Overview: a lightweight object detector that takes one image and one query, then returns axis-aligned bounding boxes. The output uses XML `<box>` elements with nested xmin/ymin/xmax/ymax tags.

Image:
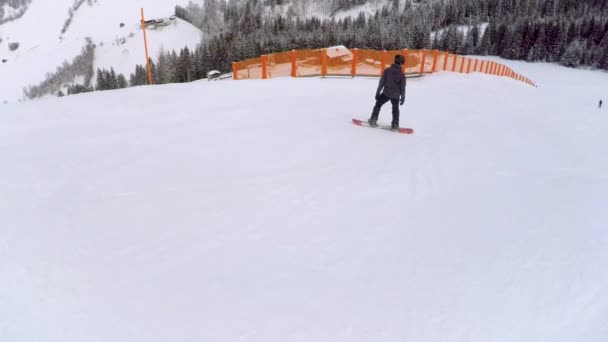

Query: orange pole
<box><xmin>431</xmin><ymin>50</ymin><xmax>439</xmax><ymax>73</ymax></box>
<box><xmin>351</xmin><ymin>48</ymin><xmax>358</xmax><ymax>76</ymax></box>
<box><xmin>473</xmin><ymin>59</ymin><xmax>479</xmax><ymax>72</ymax></box>
<box><xmin>381</xmin><ymin>50</ymin><xmax>387</xmax><ymax>75</ymax></box>
<box><xmin>420</xmin><ymin>49</ymin><xmax>427</xmax><ymax>75</ymax></box>
<box><xmin>459</xmin><ymin>58</ymin><xmax>466</xmax><ymax>73</ymax></box>
<box><xmin>485</xmin><ymin>61</ymin><xmax>490</xmax><ymax>73</ymax></box>
<box><xmin>443</xmin><ymin>51</ymin><xmax>449</xmax><ymax>71</ymax></box>
<box><xmin>321</xmin><ymin>49</ymin><xmax>328</xmax><ymax>77</ymax></box>
<box><xmin>291</xmin><ymin>50</ymin><xmax>297</xmax><ymax>77</ymax></box>
<box><xmin>452</xmin><ymin>55</ymin><xmax>458</xmax><ymax>71</ymax></box>
<box><xmin>232</xmin><ymin>62</ymin><xmax>237</xmax><ymax>80</ymax></box>
<box><xmin>261</xmin><ymin>55</ymin><xmax>268</xmax><ymax>79</ymax></box>
<box><xmin>466</xmin><ymin>58</ymin><xmax>472</xmax><ymax>73</ymax></box>
<box><xmin>140</xmin><ymin>8</ymin><xmax>153</xmax><ymax>85</ymax></box>
<box><xmin>402</xmin><ymin>49</ymin><xmax>409</xmax><ymax>73</ymax></box>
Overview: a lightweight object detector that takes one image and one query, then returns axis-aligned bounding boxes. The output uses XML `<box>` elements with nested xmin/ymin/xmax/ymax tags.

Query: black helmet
<box><xmin>394</xmin><ymin>54</ymin><xmax>405</xmax><ymax>66</ymax></box>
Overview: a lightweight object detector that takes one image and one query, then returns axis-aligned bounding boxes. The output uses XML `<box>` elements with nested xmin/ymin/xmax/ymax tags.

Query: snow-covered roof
<box><xmin>326</xmin><ymin>45</ymin><xmax>352</xmax><ymax>59</ymax></box>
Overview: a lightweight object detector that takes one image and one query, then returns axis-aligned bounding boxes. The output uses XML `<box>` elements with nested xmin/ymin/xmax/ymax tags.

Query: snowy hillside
<box><xmin>1</xmin><ymin>60</ymin><xmax>608</xmax><ymax>342</ymax></box>
<box><xmin>1</xmin><ymin>0</ymin><xmax>398</xmax><ymax>103</ymax></box>
<box><xmin>259</xmin><ymin>0</ymin><xmax>392</xmax><ymax>19</ymax></box>
<box><xmin>0</xmin><ymin>0</ymin><xmax>201</xmax><ymax>102</ymax></box>
<box><xmin>0</xmin><ymin>0</ymin><xmax>30</xmax><ymax>23</ymax></box>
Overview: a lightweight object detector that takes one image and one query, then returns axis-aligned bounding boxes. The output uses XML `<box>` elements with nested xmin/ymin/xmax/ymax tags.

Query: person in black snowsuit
<box><xmin>368</xmin><ymin>54</ymin><xmax>406</xmax><ymax>130</ymax></box>
<box><xmin>600</xmin><ymin>99</ymin><xmax>603</xmax><ymax>109</ymax></box>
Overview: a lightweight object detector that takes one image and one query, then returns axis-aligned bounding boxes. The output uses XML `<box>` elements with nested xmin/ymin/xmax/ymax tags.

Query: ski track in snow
<box><xmin>1</xmin><ymin>61</ymin><xmax>608</xmax><ymax>342</ymax></box>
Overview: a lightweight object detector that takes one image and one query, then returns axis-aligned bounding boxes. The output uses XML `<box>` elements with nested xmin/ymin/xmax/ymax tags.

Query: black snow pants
<box><xmin>370</xmin><ymin>94</ymin><xmax>400</xmax><ymax>126</ymax></box>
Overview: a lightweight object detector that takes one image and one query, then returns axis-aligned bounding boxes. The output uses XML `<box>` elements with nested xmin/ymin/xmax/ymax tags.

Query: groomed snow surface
<box><xmin>1</xmin><ymin>61</ymin><xmax>608</xmax><ymax>342</ymax></box>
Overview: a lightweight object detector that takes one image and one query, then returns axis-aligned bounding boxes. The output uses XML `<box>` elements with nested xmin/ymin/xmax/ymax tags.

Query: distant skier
<box><xmin>600</xmin><ymin>99</ymin><xmax>603</xmax><ymax>109</ymax></box>
<box><xmin>368</xmin><ymin>54</ymin><xmax>406</xmax><ymax>130</ymax></box>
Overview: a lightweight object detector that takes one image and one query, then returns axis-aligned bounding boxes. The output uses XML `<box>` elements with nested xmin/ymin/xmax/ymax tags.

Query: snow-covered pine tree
<box><xmin>527</xmin><ymin>26</ymin><xmax>548</xmax><ymax>62</ymax></box>
<box><xmin>109</xmin><ymin>68</ymin><xmax>118</xmax><ymax>89</ymax></box>
<box><xmin>157</xmin><ymin>50</ymin><xmax>169</xmax><ymax>84</ymax></box>
<box><xmin>476</xmin><ymin>27</ymin><xmax>491</xmax><ymax>55</ymax></box>
<box><xmin>560</xmin><ymin>40</ymin><xmax>583</xmax><ymax>68</ymax></box>
<box><xmin>117</xmin><ymin>74</ymin><xmax>128</xmax><ymax>88</ymax></box>
<box><xmin>95</xmin><ymin>69</ymin><xmax>105</xmax><ymax>91</ymax></box>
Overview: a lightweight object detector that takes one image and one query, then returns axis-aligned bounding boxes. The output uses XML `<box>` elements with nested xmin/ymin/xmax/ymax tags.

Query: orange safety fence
<box><xmin>266</xmin><ymin>51</ymin><xmax>292</xmax><ymax>79</ymax></box>
<box><xmin>232</xmin><ymin>47</ymin><xmax>537</xmax><ymax>87</ymax></box>
<box><xmin>356</xmin><ymin>49</ymin><xmax>384</xmax><ymax>76</ymax></box>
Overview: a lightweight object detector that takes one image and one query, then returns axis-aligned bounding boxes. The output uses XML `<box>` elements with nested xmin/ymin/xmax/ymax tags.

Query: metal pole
<box><xmin>141</xmin><ymin>8</ymin><xmax>153</xmax><ymax>85</ymax></box>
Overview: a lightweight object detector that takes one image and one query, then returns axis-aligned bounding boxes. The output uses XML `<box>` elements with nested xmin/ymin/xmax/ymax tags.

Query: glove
<box><xmin>375</xmin><ymin>93</ymin><xmax>381</xmax><ymax>101</ymax></box>
<box><xmin>400</xmin><ymin>95</ymin><xmax>405</xmax><ymax>106</ymax></box>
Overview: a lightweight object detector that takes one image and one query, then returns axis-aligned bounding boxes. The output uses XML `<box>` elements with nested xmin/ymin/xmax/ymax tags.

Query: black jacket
<box><xmin>377</xmin><ymin>64</ymin><xmax>406</xmax><ymax>100</ymax></box>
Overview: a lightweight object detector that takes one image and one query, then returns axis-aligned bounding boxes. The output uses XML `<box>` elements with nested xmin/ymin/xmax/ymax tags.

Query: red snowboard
<box><xmin>352</xmin><ymin>118</ymin><xmax>414</xmax><ymax>134</ymax></box>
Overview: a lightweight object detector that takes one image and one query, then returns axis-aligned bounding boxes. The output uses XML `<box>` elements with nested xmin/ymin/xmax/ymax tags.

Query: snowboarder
<box><xmin>600</xmin><ymin>99</ymin><xmax>603</xmax><ymax>109</ymax></box>
<box><xmin>368</xmin><ymin>54</ymin><xmax>406</xmax><ymax>130</ymax></box>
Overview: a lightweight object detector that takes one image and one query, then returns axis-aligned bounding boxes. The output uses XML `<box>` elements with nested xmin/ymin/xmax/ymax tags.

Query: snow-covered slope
<box><xmin>332</xmin><ymin>0</ymin><xmax>391</xmax><ymax>20</ymax></box>
<box><xmin>64</xmin><ymin>0</ymin><xmax>202</xmax><ymax>77</ymax></box>
<box><xmin>0</xmin><ymin>0</ymin><xmax>201</xmax><ymax>102</ymax></box>
<box><xmin>259</xmin><ymin>0</ymin><xmax>392</xmax><ymax>19</ymax></box>
<box><xmin>0</xmin><ymin>0</ymin><xmax>30</xmax><ymax>23</ymax></box>
<box><xmin>1</xmin><ymin>60</ymin><xmax>608</xmax><ymax>342</ymax></box>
